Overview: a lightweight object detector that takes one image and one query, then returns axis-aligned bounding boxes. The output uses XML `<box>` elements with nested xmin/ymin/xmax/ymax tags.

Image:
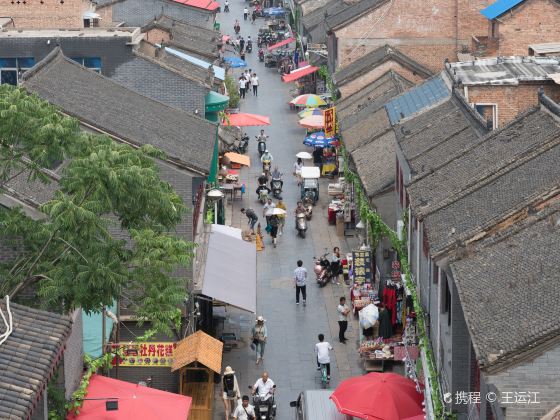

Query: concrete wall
<box><xmin>2</xmin><ymin>0</ymin><xmax>91</xmax><ymax>28</ymax></box>
<box><xmin>64</xmin><ymin>309</ymin><xmax>84</xmax><ymax>400</ymax></box>
<box><xmin>465</xmin><ymin>83</ymin><xmax>560</xmax><ymax>128</ymax></box>
<box><xmin>494</xmin><ymin>0</ymin><xmax>560</xmax><ymax>57</ymax></box>
<box><xmin>107</xmin><ymin>0</ymin><xmax>214</xmax><ymax>28</ymax></box>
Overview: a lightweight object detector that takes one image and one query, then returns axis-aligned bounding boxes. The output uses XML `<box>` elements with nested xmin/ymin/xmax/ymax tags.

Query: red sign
<box><xmin>110</xmin><ymin>342</ymin><xmax>176</xmax><ymax>367</ymax></box>
<box><xmin>324</xmin><ymin>107</ymin><xmax>336</xmax><ymax>138</ymax></box>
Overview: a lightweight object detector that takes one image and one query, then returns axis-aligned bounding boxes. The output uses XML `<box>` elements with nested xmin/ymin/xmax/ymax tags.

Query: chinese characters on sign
<box><xmin>110</xmin><ymin>342</ymin><xmax>176</xmax><ymax>367</ymax></box>
<box><xmin>324</xmin><ymin>107</ymin><xmax>336</xmax><ymax>138</ymax></box>
<box><xmin>352</xmin><ymin>250</ymin><xmax>372</xmax><ymax>284</ymax></box>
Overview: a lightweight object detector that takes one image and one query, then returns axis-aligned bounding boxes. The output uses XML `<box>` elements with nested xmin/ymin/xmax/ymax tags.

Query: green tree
<box><xmin>0</xmin><ymin>84</ymin><xmax>194</xmax><ymax>338</ymax></box>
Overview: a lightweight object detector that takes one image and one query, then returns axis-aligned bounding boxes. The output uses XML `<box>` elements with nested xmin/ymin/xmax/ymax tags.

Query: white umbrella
<box><xmin>296</xmin><ymin>151</ymin><xmax>313</xmax><ymax>160</ymax></box>
<box><xmin>266</xmin><ymin>208</ymin><xmax>287</xmax><ymax>216</ymax></box>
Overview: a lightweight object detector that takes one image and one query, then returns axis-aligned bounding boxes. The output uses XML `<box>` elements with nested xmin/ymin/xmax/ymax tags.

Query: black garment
<box><xmin>258</xmin><ymin>175</ymin><xmax>268</xmax><ymax>185</ymax></box>
<box><xmin>379</xmin><ymin>308</ymin><xmax>393</xmax><ymax>339</ymax></box>
<box><xmin>338</xmin><ymin>320</ymin><xmax>348</xmax><ymax>342</ymax></box>
<box><xmin>296</xmin><ymin>285</ymin><xmax>306</xmax><ymax>303</ymax></box>
<box><xmin>223</xmin><ymin>374</ymin><xmax>235</xmax><ymax>391</ymax></box>
<box><xmin>363</xmin><ymin>327</ymin><xmax>374</xmax><ymax>338</ymax></box>
<box><xmin>240</xmin><ymin>39</ymin><xmax>245</xmax><ymax>51</ymax></box>
<box><xmin>244</xmin><ymin>12</ymin><xmax>248</xmax><ymax>20</ymax></box>
<box><xmin>253</xmin><ymin>85</ymin><xmax>258</xmax><ymax>96</ymax></box>
<box><xmin>240</xmin><ymin>86</ymin><xmax>246</xmax><ymax>98</ymax></box>
<box><xmin>317</xmin><ymin>357</ymin><xmax>331</xmax><ymax>375</ymax></box>
<box><xmin>312</xmin><ymin>148</ymin><xmax>323</xmax><ymax>172</ymax></box>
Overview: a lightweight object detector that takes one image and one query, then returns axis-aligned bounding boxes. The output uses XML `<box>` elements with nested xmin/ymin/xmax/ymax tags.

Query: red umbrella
<box><xmin>330</xmin><ymin>373</ymin><xmax>424</xmax><ymax>420</ymax></box>
<box><xmin>222</xmin><ymin>113</ymin><xmax>270</xmax><ymax>126</ymax></box>
<box><xmin>67</xmin><ymin>375</ymin><xmax>192</xmax><ymax>419</ymax></box>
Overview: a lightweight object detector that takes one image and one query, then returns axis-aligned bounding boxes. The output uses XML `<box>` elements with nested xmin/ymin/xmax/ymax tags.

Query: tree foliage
<box><xmin>0</xmin><ymin>84</ymin><xmax>194</xmax><ymax>337</ymax></box>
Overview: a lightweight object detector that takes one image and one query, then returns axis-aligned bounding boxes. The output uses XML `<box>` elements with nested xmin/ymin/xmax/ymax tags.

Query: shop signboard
<box><xmin>352</xmin><ymin>250</ymin><xmax>372</xmax><ymax>284</ymax></box>
<box><xmin>110</xmin><ymin>342</ymin><xmax>177</xmax><ymax>367</ymax></box>
<box><xmin>324</xmin><ymin>107</ymin><xmax>336</xmax><ymax>138</ymax></box>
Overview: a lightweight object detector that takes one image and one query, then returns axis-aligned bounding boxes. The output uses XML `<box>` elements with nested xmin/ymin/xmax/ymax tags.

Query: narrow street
<box><xmin>213</xmin><ymin>3</ymin><xmax>362</xmax><ymax>419</ymax></box>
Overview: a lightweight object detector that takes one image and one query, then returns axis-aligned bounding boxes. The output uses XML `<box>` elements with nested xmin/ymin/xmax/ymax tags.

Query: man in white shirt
<box><xmin>252</xmin><ymin>371</ymin><xmax>275</xmax><ymax>400</ymax></box>
<box><xmin>233</xmin><ymin>395</ymin><xmax>256</xmax><ymax>420</ymax></box>
<box><xmin>251</xmin><ymin>73</ymin><xmax>259</xmax><ymax>96</ymax></box>
<box><xmin>315</xmin><ymin>334</ymin><xmax>333</xmax><ymax>380</ymax></box>
<box><xmin>293</xmin><ymin>259</ymin><xmax>307</xmax><ymax>305</ymax></box>
<box><xmin>337</xmin><ymin>296</ymin><xmax>350</xmax><ymax>343</ymax></box>
<box><xmin>243</xmin><ymin>6</ymin><xmax>249</xmax><ymax>20</ymax></box>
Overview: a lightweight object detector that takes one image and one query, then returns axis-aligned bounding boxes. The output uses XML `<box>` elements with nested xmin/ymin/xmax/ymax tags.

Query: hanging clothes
<box><xmin>378</xmin><ymin>307</ymin><xmax>392</xmax><ymax>339</ymax></box>
<box><xmin>382</xmin><ymin>286</ymin><xmax>397</xmax><ymax>325</ymax></box>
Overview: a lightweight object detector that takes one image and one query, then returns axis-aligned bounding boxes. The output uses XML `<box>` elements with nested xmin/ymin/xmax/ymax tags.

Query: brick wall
<box><xmin>466</xmin><ymin>83</ymin><xmax>560</xmax><ymax>128</ymax></box>
<box><xmin>495</xmin><ymin>0</ymin><xmax>560</xmax><ymax>56</ymax></box>
<box><xmin>458</xmin><ymin>0</ymin><xmax>493</xmax><ymax>41</ymax></box>
<box><xmin>110</xmin><ymin>0</ymin><xmax>214</xmax><ymax>28</ymax></box>
<box><xmin>63</xmin><ymin>309</ymin><xmax>84</xmax><ymax>400</ymax></box>
<box><xmin>1</xmin><ymin>0</ymin><xmax>90</xmax><ymax>28</ymax></box>
<box><xmin>486</xmin><ymin>344</ymin><xmax>560</xmax><ymax>419</ymax></box>
<box><xmin>96</xmin><ymin>4</ymin><xmax>113</xmax><ymax>26</ymax></box>
<box><xmin>338</xmin><ymin>60</ymin><xmax>425</xmax><ymax>98</ymax></box>
<box><xmin>144</xmin><ymin>27</ymin><xmax>171</xmax><ymax>45</ymax></box>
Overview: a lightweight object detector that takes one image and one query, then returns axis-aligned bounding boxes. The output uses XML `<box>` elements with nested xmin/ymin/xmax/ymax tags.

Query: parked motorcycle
<box><xmin>258</xmin><ymin>48</ymin><xmax>265</xmax><ymax>62</ymax></box>
<box><xmin>314</xmin><ymin>253</ymin><xmax>333</xmax><ymax>286</ymax></box>
<box><xmin>296</xmin><ymin>213</ymin><xmax>307</xmax><ymax>238</ymax></box>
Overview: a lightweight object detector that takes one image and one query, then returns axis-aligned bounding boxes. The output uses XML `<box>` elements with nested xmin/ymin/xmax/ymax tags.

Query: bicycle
<box><xmin>319</xmin><ymin>363</ymin><xmax>329</xmax><ymax>388</ymax></box>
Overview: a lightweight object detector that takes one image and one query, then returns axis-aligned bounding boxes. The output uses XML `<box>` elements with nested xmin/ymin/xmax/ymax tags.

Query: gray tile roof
<box><xmin>301</xmin><ymin>0</ymin><xmax>346</xmax><ymax>43</ymax></box>
<box><xmin>351</xmin><ymin>130</ymin><xmax>395</xmax><ymax>197</ymax></box>
<box><xmin>142</xmin><ymin>15</ymin><xmax>221</xmax><ymax>60</ymax></box>
<box><xmin>22</xmin><ymin>48</ymin><xmax>216</xmax><ymax>175</ymax></box>
<box><xmin>450</xmin><ymin>202</ymin><xmax>560</xmax><ymax>369</ymax></box>
<box><xmin>339</xmin><ymin>71</ymin><xmax>408</xmax><ymax>153</ymax></box>
<box><xmin>408</xmin><ymin>108</ymin><xmax>560</xmax><ymax>218</ymax></box>
<box><xmin>396</xmin><ymin>96</ymin><xmax>489</xmax><ymax>179</ymax></box>
<box><xmin>385</xmin><ymin>74</ymin><xmax>451</xmax><ymax>125</ymax></box>
<box><xmin>333</xmin><ymin>45</ymin><xmax>432</xmax><ymax>88</ymax></box>
<box><xmin>326</xmin><ymin>0</ymin><xmax>388</xmax><ymax>30</ymax></box>
<box><xmin>424</xmin><ymin>140</ymin><xmax>560</xmax><ymax>256</ymax></box>
<box><xmin>0</xmin><ymin>301</ymin><xmax>71</xmax><ymax>420</ymax></box>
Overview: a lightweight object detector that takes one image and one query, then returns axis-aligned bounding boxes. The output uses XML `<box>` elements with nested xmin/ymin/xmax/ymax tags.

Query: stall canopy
<box><xmin>282</xmin><ymin>65</ymin><xmax>319</xmax><ymax>83</ymax></box>
<box><xmin>172</xmin><ymin>330</ymin><xmax>223</xmax><ymax>373</ymax></box>
<box><xmin>224</xmin><ymin>152</ymin><xmax>250</xmax><ymax>166</ymax></box>
<box><xmin>202</xmin><ymin>224</ymin><xmax>257</xmax><ymax>312</ymax></box>
<box><xmin>67</xmin><ymin>375</ymin><xmax>192</xmax><ymax>419</ymax></box>
<box><xmin>205</xmin><ymin>91</ymin><xmax>229</xmax><ymax>113</ymax></box>
<box><xmin>268</xmin><ymin>37</ymin><xmax>296</xmax><ymax>51</ymax></box>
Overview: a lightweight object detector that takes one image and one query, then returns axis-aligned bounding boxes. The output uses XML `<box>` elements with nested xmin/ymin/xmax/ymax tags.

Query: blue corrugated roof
<box><xmin>162</xmin><ymin>46</ymin><xmax>226</xmax><ymax>81</ymax></box>
<box><xmin>480</xmin><ymin>0</ymin><xmax>524</xmax><ymax>20</ymax></box>
<box><xmin>385</xmin><ymin>75</ymin><xmax>450</xmax><ymax>125</ymax></box>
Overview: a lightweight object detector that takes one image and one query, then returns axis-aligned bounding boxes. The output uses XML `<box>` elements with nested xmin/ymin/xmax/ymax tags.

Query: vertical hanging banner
<box><xmin>324</xmin><ymin>107</ymin><xmax>336</xmax><ymax>138</ymax></box>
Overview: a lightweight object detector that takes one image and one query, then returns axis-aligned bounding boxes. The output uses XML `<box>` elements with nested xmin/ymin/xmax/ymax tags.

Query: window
<box><xmin>491</xmin><ymin>21</ymin><xmax>498</xmax><ymax>39</ymax></box>
<box><xmin>475</xmin><ymin>104</ymin><xmax>498</xmax><ymax>129</ymax></box>
<box><xmin>70</xmin><ymin>57</ymin><xmax>102</xmax><ymax>73</ymax></box>
<box><xmin>0</xmin><ymin>57</ymin><xmax>35</xmax><ymax>85</ymax></box>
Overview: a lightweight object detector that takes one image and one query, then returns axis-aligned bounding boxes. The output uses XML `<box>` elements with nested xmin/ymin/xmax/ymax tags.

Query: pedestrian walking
<box><xmin>294</xmin><ymin>49</ymin><xmax>299</xmax><ymax>69</ymax></box>
<box><xmin>224</xmin><ymin>0</ymin><xmax>229</xmax><ymax>12</ymax></box>
<box><xmin>263</xmin><ymin>198</ymin><xmax>275</xmax><ymax>226</ymax></box>
<box><xmin>252</xmin><ymin>9</ymin><xmax>257</xmax><ymax>24</ymax></box>
<box><xmin>243</xmin><ymin>6</ymin><xmax>248</xmax><ymax>20</ymax></box>
<box><xmin>222</xmin><ymin>366</ymin><xmax>240</xmax><ymax>419</ymax></box>
<box><xmin>238</xmin><ymin>76</ymin><xmax>246</xmax><ymax>99</ymax></box>
<box><xmin>269</xmin><ymin>214</ymin><xmax>279</xmax><ymax>247</ymax></box>
<box><xmin>252</xmin><ymin>316</ymin><xmax>267</xmax><ymax>364</ymax></box>
<box><xmin>293</xmin><ymin>260</ymin><xmax>307</xmax><ymax>305</ymax></box>
<box><xmin>232</xmin><ymin>395</ymin><xmax>255</xmax><ymax>420</ymax></box>
<box><xmin>331</xmin><ymin>246</ymin><xmax>342</xmax><ymax>284</ymax></box>
<box><xmin>239</xmin><ymin>36</ymin><xmax>245</xmax><ymax>52</ymax></box>
<box><xmin>240</xmin><ymin>208</ymin><xmax>258</xmax><ymax>233</ymax></box>
<box><xmin>293</xmin><ymin>157</ymin><xmax>303</xmax><ymax>184</ymax></box>
<box><xmin>276</xmin><ymin>199</ymin><xmax>286</xmax><ymax>235</ymax></box>
<box><xmin>337</xmin><ymin>296</ymin><xmax>350</xmax><ymax>343</ymax></box>
<box><xmin>251</xmin><ymin>73</ymin><xmax>259</xmax><ymax>96</ymax></box>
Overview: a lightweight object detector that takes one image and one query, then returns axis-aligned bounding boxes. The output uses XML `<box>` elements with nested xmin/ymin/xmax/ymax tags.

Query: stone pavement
<box><xmin>212</xmin><ymin>4</ymin><xmax>364</xmax><ymax>419</ymax></box>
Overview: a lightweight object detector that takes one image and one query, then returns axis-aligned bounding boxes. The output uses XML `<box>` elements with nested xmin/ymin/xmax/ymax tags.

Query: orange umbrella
<box><xmin>224</xmin><ymin>152</ymin><xmax>250</xmax><ymax>166</ymax></box>
<box><xmin>299</xmin><ymin>115</ymin><xmax>324</xmax><ymax>129</ymax></box>
<box><xmin>222</xmin><ymin>113</ymin><xmax>270</xmax><ymax>126</ymax></box>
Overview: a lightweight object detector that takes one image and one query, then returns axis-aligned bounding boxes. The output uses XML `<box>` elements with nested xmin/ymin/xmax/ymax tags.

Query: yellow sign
<box><xmin>324</xmin><ymin>107</ymin><xmax>336</xmax><ymax>138</ymax></box>
<box><xmin>110</xmin><ymin>342</ymin><xmax>176</xmax><ymax>367</ymax></box>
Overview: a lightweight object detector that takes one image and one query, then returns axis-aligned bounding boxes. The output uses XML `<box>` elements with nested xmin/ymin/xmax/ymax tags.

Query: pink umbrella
<box><xmin>299</xmin><ymin>115</ymin><xmax>324</xmax><ymax>129</ymax></box>
<box><xmin>222</xmin><ymin>113</ymin><xmax>271</xmax><ymax>126</ymax></box>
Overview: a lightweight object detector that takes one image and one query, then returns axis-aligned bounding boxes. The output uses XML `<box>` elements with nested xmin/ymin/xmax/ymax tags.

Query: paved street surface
<box><xmin>213</xmin><ymin>4</ymin><xmax>366</xmax><ymax>419</ymax></box>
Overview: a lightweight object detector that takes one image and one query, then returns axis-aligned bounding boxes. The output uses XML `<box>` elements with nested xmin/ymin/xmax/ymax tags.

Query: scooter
<box><xmin>257</xmin><ymin>186</ymin><xmax>270</xmax><ymax>204</ymax></box>
<box><xmin>258</xmin><ymin>48</ymin><xmax>265</xmax><ymax>62</ymax></box>
<box><xmin>314</xmin><ymin>253</ymin><xmax>333</xmax><ymax>287</ymax></box>
<box><xmin>256</xmin><ymin>136</ymin><xmax>267</xmax><ymax>156</ymax></box>
<box><xmin>246</xmin><ymin>41</ymin><xmax>253</xmax><ymax>53</ymax></box>
<box><xmin>302</xmin><ymin>201</ymin><xmax>313</xmax><ymax>220</ymax></box>
<box><xmin>270</xmin><ymin>169</ymin><xmax>283</xmax><ymax>199</ymax></box>
<box><xmin>233</xmin><ymin>132</ymin><xmax>249</xmax><ymax>154</ymax></box>
<box><xmin>224</xmin><ymin>3</ymin><xmax>229</xmax><ymax>12</ymax></box>
<box><xmin>262</xmin><ymin>160</ymin><xmax>271</xmax><ymax>177</ymax></box>
<box><xmin>296</xmin><ymin>213</ymin><xmax>307</xmax><ymax>238</ymax></box>
<box><xmin>249</xmin><ymin>386</ymin><xmax>277</xmax><ymax>420</ymax></box>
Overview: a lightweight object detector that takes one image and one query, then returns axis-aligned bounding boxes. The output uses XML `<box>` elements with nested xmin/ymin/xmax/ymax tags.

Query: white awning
<box><xmin>83</xmin><ymin>11</ymin><xmax>101</xmax><ymax>19</ymax></box>
<box><xmin>202</xmin><ymin>224</ymin><xmax>256</xmax><ymax>312</ymax></box>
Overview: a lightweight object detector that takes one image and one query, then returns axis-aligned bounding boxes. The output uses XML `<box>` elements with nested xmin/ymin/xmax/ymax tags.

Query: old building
<box><xmin>324</xmin><ymin>0</ymin><xmax>493</xmax><ymax>72</ymax></box>
<box><xmin>0</xmin><ymin>300</ymin><xmax>75</xmax><ymax>419</ymax></box>
<box><xmin>446</xmin><ymin>56</ymin><xmax>560</xmax><ymax>128</ymax></box>
<box><xmin>478</xmin><ymin>0</ymin><xmax>560</xmax><ymax>57</ymax></box>
<box><xmin>391</xmin><ymin>81</ymin><xmax>560</xmax><ymax>417</ymax></box>
<box><xmin>1</xmin><ymin>0</ymin><xmax>96</xmax><ymax>28</ymax></box>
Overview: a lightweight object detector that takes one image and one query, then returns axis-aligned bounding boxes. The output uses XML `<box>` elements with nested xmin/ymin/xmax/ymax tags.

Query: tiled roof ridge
<box><xmin>451</xmin><ymin>87</ymin><xmax>490</xmax><ymax>134</ymax></box>
<box><xmin>133</xmin><ymin>45</ymin><xmax>212</xmax><ymax>87</ymax></box>
<box><xmin>540</xmin><ymin>89</ymin><xmax>560</xmax><ymax>118</ymax></box>
<box><xmin>21</xmin><ymin>46</ymin><xmax>62</xmax><ymax>82</ymax></box>
<box><xmin>431</xmin><ymin>185</ymin><xmax>560</xmax><ymax>256</ymax></box>
<box><xmin>415</xmin><ymin>107</ymin><xmax>553</xmax><ymax>219</ymax></box>
<box><xmin>326</xmin><ymin>0</ymin><xmax>389</xmax><ymax>30</ymax></box>
<box><xmin>334</xmin><ymin>44</ymin><xmax>432</xmax><ymax>86</ymax></box>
